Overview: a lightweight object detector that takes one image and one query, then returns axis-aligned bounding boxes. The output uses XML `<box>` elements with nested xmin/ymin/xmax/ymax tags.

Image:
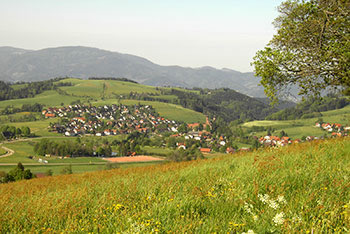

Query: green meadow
<box><xmin>0</xmin><ymin>138</ymin><xmax>348</xmax><ymax>232</ymax></box>
<box><xmin>0</xmin><ymin>147</ymin><xmax>7</xmax><ymax>155</ymax></box>
<box><xmin>0</xmin><ymin>90</ymin><xmax>82</xmax><ymax>110</ymax></box>
<box><xmin>120</xmin><ymin>99</ymin><xmax>206</xmax><ymax>123</ymax></box>
<box><xmin>56</xmin><ymin>78</ymin><xmax>161</xmax><ymax>98</ymax></box>
<box><xmin>243</xmin><ymin>105</ymin><xmax>350</xmax><ymax>139</ymax></box>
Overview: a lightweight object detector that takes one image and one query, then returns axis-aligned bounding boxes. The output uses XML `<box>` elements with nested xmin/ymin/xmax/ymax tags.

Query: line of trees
<box><xmin>0</xmin><ymin>125</ymin><xmax>31</xmax><ymax>141</ymax></box>
<box><xmin>33</xmin><ymin>138</ymin><xmax>113</xmax><ymax>157</ymax></box>
<box><xmin>88</xmin><ymin>77</ymin><xmax>138</xmax><ymax>84</ymax></box>
<box><xmin>1</xmin><ymin>103</ymin><xmax>44</xmax><ymax>115</ymax></box>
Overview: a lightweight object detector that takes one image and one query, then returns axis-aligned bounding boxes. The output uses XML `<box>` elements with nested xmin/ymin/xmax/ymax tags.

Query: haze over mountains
<box><xmin>0</xmin><ymin>46</ymin><xmax>264</xmax><ymax>97</ymax></box>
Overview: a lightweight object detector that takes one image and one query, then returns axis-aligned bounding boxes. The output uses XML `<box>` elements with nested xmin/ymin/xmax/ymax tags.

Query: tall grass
<box><xmin>0</xmin><ymin>138</ymin><xmax>349</xmax><ymax>232</ymax></box>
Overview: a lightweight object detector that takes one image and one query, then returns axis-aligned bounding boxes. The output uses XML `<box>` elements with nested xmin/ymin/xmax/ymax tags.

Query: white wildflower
<box><xmin>253</xmin><ymin>215</ymin><xmax>258</xmax><ymax>221</ymax></box>
<box><xmin>277</xmin><ymin>195</ymin><xmax>287</xmax><ymax>204</ymax></box>
<box><xmin>272</xmin><ymin>212</ymin><xmax>285</xmax><ymax>226</ymax></box>
<box><xmin>258</xmin><ymin>194</ymin><xmax>270</xmax><ymax>204</ymax></box>
<box><xmin>268</xmin><ymin>200</ymin><xmax>279</xmax><ymax>210</ymax></box>
<box><xmin>242</xmin><ymin>230</ymin><xmax>255</xmax><ymax>234</ymax></box>
<box><xmin>244</xmin><ymin>202</ymin><xmax>254</xmax><ymax>214</ymax></box>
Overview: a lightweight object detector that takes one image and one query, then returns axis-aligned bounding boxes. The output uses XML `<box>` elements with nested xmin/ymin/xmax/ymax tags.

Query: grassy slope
<box><xmin>0</xmin><ymin>90</ymin><xmax>82</xmax><ymax>109</ymax></box>
<box><xmin>0</xmin><ymin>118</ymin><xmax>61</xmax><ymax>137</ymax></box>
<box><xmin>243</xmin><ymin>105</ymin><xmax>350</xmax><ymax>139</ymax></box>
<box><xmin>120</xmin><ymin>99</ymin><xmax>206</xmax><ymax>123</ymax></box>
<box><xmin>0</xmin><ymin>138</ymin><xmax>349</xmax><ymax>233</ymax></box>
<box><xmin>0</xmin><ymin>147</ymin><xmax>7</xmax><ymax>155</ymax></box>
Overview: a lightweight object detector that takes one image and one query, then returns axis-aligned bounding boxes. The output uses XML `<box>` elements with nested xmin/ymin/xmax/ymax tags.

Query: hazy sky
<box><xmin>0</xmin><ymin>0</ymin><xmax>283</xmax><ymax>72</ymax></box>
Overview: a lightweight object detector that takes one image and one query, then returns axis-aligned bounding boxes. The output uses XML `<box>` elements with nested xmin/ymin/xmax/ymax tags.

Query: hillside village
<box><xmin>43</xmin><ymin>104</ymin><xmax>180</xmax><ymax>136</ymax></box>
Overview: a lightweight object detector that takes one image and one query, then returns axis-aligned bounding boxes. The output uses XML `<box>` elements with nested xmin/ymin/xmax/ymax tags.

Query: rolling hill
<box><xmin>0</xmin><ymin>78</ymin><xmax>284</xmax><ymax>123</ymax></box>
<box><xmin>0</xmin><ymin>46</ymin><xmax>265</xmax><ymax>97</ymax></box>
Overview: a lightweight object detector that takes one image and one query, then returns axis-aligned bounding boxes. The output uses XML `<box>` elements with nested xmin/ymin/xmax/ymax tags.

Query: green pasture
<box><xmin>0</xmin><ymin>147</ymin><xmax>7</xmax><ymax>155</ymax></box>
<box><xmin>0</xmin><ymin>141</ymin><xmax>36</xmax><ymax>163</ymax></box>
<box><xmin>0</xmin><ymin>90</ymin><xmax>82</xmax><ymax>110</ymax></box>
<box><xmin>56</xmin><ymin>78</ymin><xmax>161</xmax><ymax>98</ymax></box>
<box><xmin>59</xmin><ymin>79</ymin><xmax>104</xmax><ymax>98</ymax></box>
<box><xmin>142</xmin><ymin>146</ymin><xmax>173</xmax><ymax>156</ymax></box>
<box><xmin>243</xmin><ymin>105</ymin><xmax>350</xmax><ymax>138</ymax></box>
<box><xmin>120</xmin><ymin>100</ymin><xmax>206</xmax><ymax>123</ymax></box>
<box><xmin>0</xmin><ymin>118</ymin><xmax>60</xmax><ymax>137</ymax></box>
<box><xmin>10</xmin><ymin>83</ymin><xmax>27</xmax><ymax>90</ymax></box>
<box><xmin>104</xmin><ymin>80</ymin><xmax>160</xmax><ymax>97</ymax></box>
<box><xmin>0</xmin><ymin>164</ymin><xmax>105</xmax><ymax>175</ymax></box>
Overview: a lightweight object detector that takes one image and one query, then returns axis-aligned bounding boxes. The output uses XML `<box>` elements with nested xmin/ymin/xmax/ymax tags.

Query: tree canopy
<box><xmin>252</xmin><ymin>0</ymin><xmax>349</xmax><ymax>103</ymax></box>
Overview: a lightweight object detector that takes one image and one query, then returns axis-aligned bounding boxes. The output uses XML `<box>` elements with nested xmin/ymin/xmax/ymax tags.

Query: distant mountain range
<box><xmin>0</xmin><ymin>46</ymin><xmax>265</xmax><ymax>97</ymax></box>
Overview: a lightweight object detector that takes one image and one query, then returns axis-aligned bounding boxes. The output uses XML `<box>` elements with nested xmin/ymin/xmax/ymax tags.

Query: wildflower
<box><xmin>267</xmin><ymin>200</ymin><xmax>279</xmax><ymax>210</ymax></box>
<box><xmin>244</xmin><ymin>202</ymin><xmax>254</xmax><ymax>214</ymax></box>
<box><xmin>258</xmin><ymin>194</ymin><xmax>270</xmax><ymax>204</ymax></box>
<box><xmin>253</xmin><ymin>215</ymin><xmax>258</xmax><ymax>221</ymax></box>
<box><xmin>242</xmin><ymin>230</ymin><xmax>255</xmax><ymax>234</ymax></box>
<box><xmin>272</xmin><ymin>212</ymin><xmax>285</xmax><ymax>225</ymax></box>
<box><xmin>277</xmin><ymin>195</ymin><xmax>286</xmax><ymax>204</ymax></box>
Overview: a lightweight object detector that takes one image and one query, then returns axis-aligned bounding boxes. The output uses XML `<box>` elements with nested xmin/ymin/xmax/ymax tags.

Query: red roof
<box><xmin>45</xmin><ymin>113</ymin><xmax>55</xmax><ymax>118</ymax></box>
<box><xmin>200</xmin><ymin>148</ymin><xmax>211</xmax><ymax>153</ymax></box>
<box><xmin>188</xmin><ymin>123</ymin><xmax>200</xmax><ymax>129</ymax></box>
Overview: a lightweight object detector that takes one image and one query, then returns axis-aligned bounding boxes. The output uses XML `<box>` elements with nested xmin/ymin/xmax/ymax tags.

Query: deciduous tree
<box><xmin>252</xmin><ymin>0</ymin><xmax>350</xmax><ymax>104</ymax></box>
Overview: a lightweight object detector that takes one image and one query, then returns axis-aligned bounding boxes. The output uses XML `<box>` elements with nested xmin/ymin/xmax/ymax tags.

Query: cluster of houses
<box><xmin>258</xmin><ymin>122</ymin><xmax>350</xmax><ymax>147</ymax></box>
<box><xmin>258</xmin><ymin>135</ymin><xmax>296</xmax><ymax>147</ymax></box>
<box><xmin>43</xmin><ymin>104</ymin><xmax>180</xmax><ymax>136</ymax></box>
<box><xmin>315</xmin><ymin>122</ymin><xmax>350</xmax><ymax>137</ymax></box>
<box><xmin>173</xmin><ymin>128</ymin><xmax>242</xmax><ymax>154</ymax></box>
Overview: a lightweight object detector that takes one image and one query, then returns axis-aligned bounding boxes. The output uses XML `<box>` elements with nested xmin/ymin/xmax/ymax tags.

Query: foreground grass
<box><xmin>0</xmin><ymin>138</ymin><xmax>349</xmax><ymax>232</ymax></box>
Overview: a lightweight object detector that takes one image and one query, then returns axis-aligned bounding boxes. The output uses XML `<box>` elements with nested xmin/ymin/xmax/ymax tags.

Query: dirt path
<box><xmin>0</xmin><ymin>146</ymin><xmax>14</xmax><ymax>158</ymax></box>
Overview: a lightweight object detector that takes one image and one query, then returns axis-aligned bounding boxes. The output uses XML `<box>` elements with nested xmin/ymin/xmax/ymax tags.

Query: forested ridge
<box><xmin>266</xmin><ymin>94</ymin><xmax>349</xmax><ymax>120</ymax></box>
